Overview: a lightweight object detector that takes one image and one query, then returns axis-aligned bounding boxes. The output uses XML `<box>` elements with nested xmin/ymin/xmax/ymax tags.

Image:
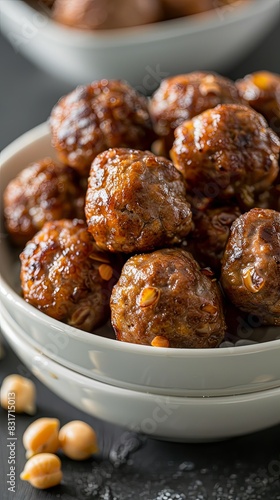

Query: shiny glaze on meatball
<box><xmin>20</xmin><ymin>219</ymin><xmax>118</xmax><ymax>332</ymax></box>
<box><xmin>3</xmin><ymin>158</ymin><xmax>85</xmax><ymax>246</ymax></box>
<box><xmin>150</xmin><ymin>72</ymin><xmax>243</xmax><ymax>155</ymax></box>
<box><xmin>85</xmin><ymin>148</ymin><xmax>193</xmax><ymax>253</ymax></box>
<box><xmin>50</xmin><ymin>80</ymin><xmax>155</xmax><ymax>175</ymax></box>
<box><xmin>111</xmin><ymin>248</ymin><xmax>226</xmax><ymax>348</ymax></box>
<box><xmin>236</xmin><ymin>71</ymin><xmax>280</xmax><ymax>137</ymax></box>
<box><xmin>170</xmin><ymin>104</ymin><xmax>280</xmax><ymax>208</ymax></box>
<box><xmin>221</xmin><ymin>208</ymin><xmax>280</xmax><ymax>326</ymax></box>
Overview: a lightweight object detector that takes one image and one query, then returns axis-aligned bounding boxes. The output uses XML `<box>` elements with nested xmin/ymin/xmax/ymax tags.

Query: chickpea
<box><xmin>0</xmin><ymin>374</ymin><xmax>36</xmax><ymax>415</ymax></box>
<box><xmin>20</xmin><ymin>453</ymin><xmax>62</xmax><ymax>489</ymax></box>
<box><xmin>23</xmin><ymin>418</ymin><xmax>60</xmax><ymax>459</ymax></box>
<box><xmin>59</xmin><ymin>420</ymin><xmax>98</xmax><ymax>460</ymax></box>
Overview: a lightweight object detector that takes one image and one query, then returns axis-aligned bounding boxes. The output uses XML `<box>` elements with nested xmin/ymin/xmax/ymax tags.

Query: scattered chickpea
<box><xmin>0</xmin><ymin>374</ymin><xmax>36</xmax><ymax>414</ymax></box>
<box><xmin>20</xmin><ymin>453</ymin><xmax>62</xmax><ymax>489</ymax></box>
<box><xmin>59</xmin><ymin>420</ymin><xmax>98</xmax><ymax>460</ymax></box>
<box><xmin>23</xmin><ymin>417</ymin><xmax>60</xmax><ymax>459</ymax></box>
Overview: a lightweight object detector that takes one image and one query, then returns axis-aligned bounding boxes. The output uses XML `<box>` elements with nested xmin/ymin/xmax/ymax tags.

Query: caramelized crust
<box><xmin>3</xmin><ymin>158</ymin><xmax>85</xmax><ymax>246</ymax></box>
<box><xmin>150</xmin><ymin>72</ymin><xmax>243</xmax><ymax>155</ymax></box>
<box><xmin>221</xmin><ymin>208</ymin><xmax>280</xmax><ymax>325</ymax></box>
<box><xmin>170</xmin><ymin>104</ymin><xmax>280</xmax><ymax>208</ymax></box>
<box><xmin>20</xmin><ymin>219</ymin><xmax>117</xmax><ymax>332</ymax></box>
<box><xmin>85</xmin><ymin>148</ymin><xmax>193</xmax><ymax>253</ymax></box>
<box><xmin>111</xmin><ymin>248</ymin><xmax>226</xmax><ymax>348</ymax></box>
<box><xmin>50</xmin><ymin>80</ymin><xmax>155</xmax><ymax>175</ymax></box>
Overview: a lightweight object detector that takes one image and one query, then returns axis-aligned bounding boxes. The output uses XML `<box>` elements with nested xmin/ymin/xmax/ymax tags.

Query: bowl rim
<box><xmin>1</xmin><ymin>121</ymin><xmax>280</xmax><ymax>358</ymax></box>
<box><xmin>3</xmin><ymin>303</ymin><xmax>280</xmax><ymax>405</ymax></box>
<box><xmin>1</xmin><ymin>0</ymin><xmax>279</xmax><ymax>46</ymax></box>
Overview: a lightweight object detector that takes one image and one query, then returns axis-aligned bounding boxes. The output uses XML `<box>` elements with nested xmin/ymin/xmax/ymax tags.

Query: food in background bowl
<box><xmin>149</xmin><ymin>72</ymin><xmax>243</xmax><ymax>156</ymax></box>
<box><xmin>37</xmin><ymin>0</ymin><xmax>248</xmax><ymax>30</ymax></box>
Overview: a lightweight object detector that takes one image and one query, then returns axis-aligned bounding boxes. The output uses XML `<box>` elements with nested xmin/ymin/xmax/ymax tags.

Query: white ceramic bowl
<box><xmin>1</xmin><ymin>123</ymin><xmax>280</xmax><ymax>401</ymax></box>
<box><xmin>0</xmin><ymin>0</ymin><xmax>279</xmax><ymax>87</ymax></box>
<box><xmin>2</xmin><ymin>304</ymin><xmax>280</xmax><ymax>442</ymax></box>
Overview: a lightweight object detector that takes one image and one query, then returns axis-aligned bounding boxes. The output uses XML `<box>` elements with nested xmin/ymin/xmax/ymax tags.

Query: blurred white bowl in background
<box><xmin>0</xmin><ymin>0</ymin><xmax>279</xmax><ymax>88</ymax></box>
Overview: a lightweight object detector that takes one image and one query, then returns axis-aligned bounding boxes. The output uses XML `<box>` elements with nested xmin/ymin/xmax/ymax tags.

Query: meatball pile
<box><xmin>4</xmin><ymin>70</ymin><xmax>280</xmax><ymax>346</ymax></box>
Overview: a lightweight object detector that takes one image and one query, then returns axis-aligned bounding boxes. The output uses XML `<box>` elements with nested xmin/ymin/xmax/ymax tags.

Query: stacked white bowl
<box><xmin>1</xmin><ymin>124</ymin><xmax>280</xmax><ymax>441</ymax></box>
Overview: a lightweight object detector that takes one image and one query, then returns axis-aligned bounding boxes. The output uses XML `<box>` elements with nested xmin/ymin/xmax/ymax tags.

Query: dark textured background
<box><xmin>1</xmin><ymin>15</ymin><xmax>280</xmax><ymax>500</ymax></box>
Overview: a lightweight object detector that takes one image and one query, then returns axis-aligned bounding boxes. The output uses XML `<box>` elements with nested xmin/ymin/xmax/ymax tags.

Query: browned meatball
<box><xmin>221</xmin><ymin>208</ymin><xmax>280</xmax><ymax>326</ymax></box>
<box><xmin>170</xmin><ymin>104</ymin><xmax>280</xmax><ymax>208</ymax></box>
<box><xmin>53</xmin><ymin>0</ymin><xmax>163</xmax><ymax>30</ymax></box>
<box><xmin>149</xmin><ymin>72</ymin><xmax>243</xmax><ymax>155</ymax></box>
<box><xmin>236</xmin><ymin>71</ymin><xmax>280</xmax><ymax>137</ymax></box>
<box><xmin>3</xmin><ymin>158</ymin><xmax>85</xmax><ymax>246</ymax></box>
<box><xmin>20</xmin><ymin>219</ymin><xmax>118</xmax><ymax>332</ymax></box>
<box><xmin>188</xmin><ymin>205</ymin><xmax>241</xmax><ymax>272</ymax></box>
<box><xmin>85</xmin><ymin>148</ymin><xmax>193</xmax><ymax>253</ymax></box>
<box><xmin>110</xmin><ymin>249</ymin><xmax>226</xmax><ymax>348</ymax></box>
<box><xmin>50</xmin><ymin>80</ymin><xmax>156</xmax><ymax>175</ymax></box>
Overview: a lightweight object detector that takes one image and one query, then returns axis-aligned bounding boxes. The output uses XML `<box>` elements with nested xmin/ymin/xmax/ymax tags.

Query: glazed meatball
<box><xmin>188</xmin><ymin>205</ymin><xmax>241</xmax><ymax>272</ymax></box>
<box><xmin>170</xmin><ymin>104</ymin><xmax>280</xmax><ymax>208</ymax></box>
<box><xmin>53</xmin><ymin>0</ymin><xmax>163</xmax><ymax>30</ymax></box>
<box><xmin>20</xmin><ymin>219</ymin><xmax>117</xmax><ymax>332</ymax></box>
<box><xmin>221</xmin><ymin>208</ymin><xmax>280</xmax><ymax>326</ymax></box>
<box><xmin>111</xmin><ymin>249</ymin><xmax>226</xmax><ymax>348</ymax></box>
<box><xmin>85</xmin><ymin>148</ymin><xmax>193</xmax><ymax>253</ymax></box>
<box><xmin>50</xmin><ymin>80</ymin><xmax>156</xmax><ymax>175</ymax></box>
<box><xmin>236</xmin><ymin>71</ymin><xmax>280</xmax><ymax>136</ymax></box>
<box><xmin>150</xmin><ymin>72</ymin><xmax>243</xmax><ymax>155</ymax></box>
<box><xmin>3</xmin><ymin>158</ymin><xmax>85</xmax><ymax>246</ymax></box>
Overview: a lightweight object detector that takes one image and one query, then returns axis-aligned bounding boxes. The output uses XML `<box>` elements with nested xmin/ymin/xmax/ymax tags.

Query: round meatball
<box><xmin>85</xmin><ymin>148</ymin><xmax>193</xmax><ymax>253</ymax></box>
<box><xmin>236</xmin><ymin>71</ymin><xmax>280</xmax><ymax>137</ymax></box>
<box><xmin>20</xmin><ymin>219</ymin><xmax>118</xmax><ymax>332</ymax></box>
<box><xmin>50</xmin><ymin>80</ymin><xmax>156</xmax><ymax>175</ymax></box>
<box><xmin>221</xmin><ymin>208</ymin><xmax>280</xmax><ymax>326</ymax></box>
<box><xmin>3</xmin><ymin>158</ymin><xmax>85</xmax><ymax>246</ymax></box>
<box><xmin>170</xmin><ymin>104</ymin><xmax>280</xmax><ymax>208</ymax></box>
<box><xmin>149</xmin><ymin>72</ymin><xmax>243</xmax><ymax>155</ymax></box>
<box><xmin>188</xmin><ymin>205</ymin><xmax>241</xmax><ymax>272</ymax></box>
<box><xmin>110</xmin><ymin>249</ymin><xmax>226</xmax><ymax>348</ymax></box>
<box><xmin>53</xmin><ymin>0</ymin><xmax>163</xmax><ymax>30</ymax></box>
